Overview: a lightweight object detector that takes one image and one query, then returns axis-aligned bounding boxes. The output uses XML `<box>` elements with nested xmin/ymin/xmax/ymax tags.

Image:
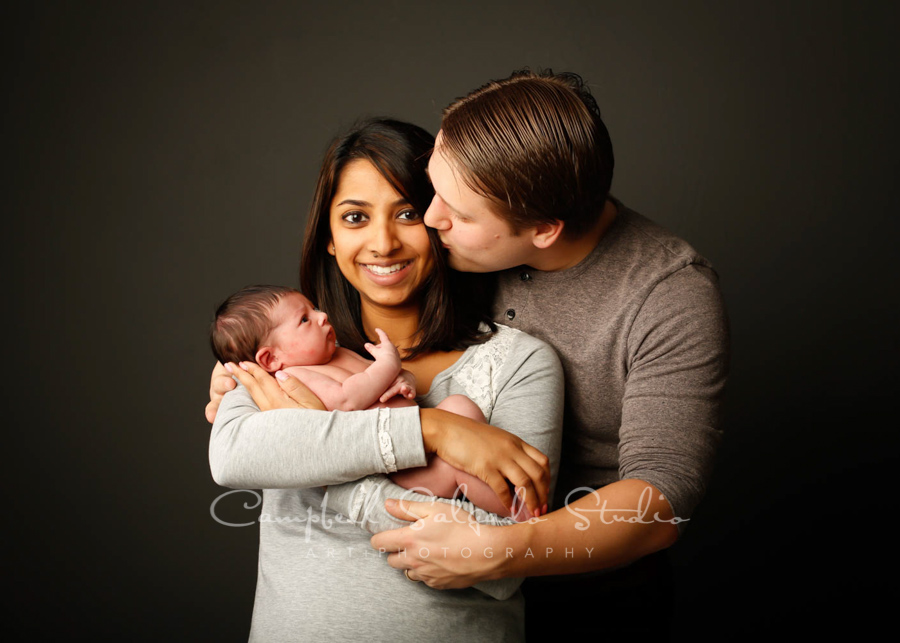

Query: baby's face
<box><xmin>265</xmin><ymin>292</ymin><xmax>336</xmax><ymax>367</ymax></box>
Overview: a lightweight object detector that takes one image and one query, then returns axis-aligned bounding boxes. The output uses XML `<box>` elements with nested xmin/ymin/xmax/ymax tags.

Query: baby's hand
<box><xmin>364</xmin><ymin>328</ymin><xmax>401</xmax><ymax>364</ymax></box>
<box><xmin>380</xmin><ymin>369</ymin><xmax>418</xmax><ymax>403</ymax></box>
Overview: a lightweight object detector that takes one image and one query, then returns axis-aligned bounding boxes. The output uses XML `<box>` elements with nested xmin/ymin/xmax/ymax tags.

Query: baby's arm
<box><xmin>379</xmin><ymin>368</ymin><xmax>417</xmax><ymax>403</ymax></box>
<box><xmin>290</xmin><ymin>328</ymin><xmax>405</xmax><ymax>411</ymax></box>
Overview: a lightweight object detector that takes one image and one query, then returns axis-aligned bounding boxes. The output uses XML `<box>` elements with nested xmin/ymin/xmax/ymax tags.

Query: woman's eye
<box><xmin>341</xmin><ymin>211</ymin><xmax>367</xmax><ymax>225</ymax></box>
<box><xmin>398</xmin><ymin>209</ymin><xmax>421</xmax><ymax>222</ymax></box>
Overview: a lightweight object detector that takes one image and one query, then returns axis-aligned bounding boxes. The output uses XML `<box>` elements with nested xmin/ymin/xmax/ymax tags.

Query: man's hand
<box><xmin>370</xmin><ymin>499</ymin><xmax>506</xmax><ymax>589</ymax></box>
<box><xmin>226</xmin><ymin>361</ymin><xmax>326</xmax><ymax>412</ymax></box>
<box><xmin>420</xmin><ymin>408</ymin><xmax>550</xmax><ymax>517</ymax></box>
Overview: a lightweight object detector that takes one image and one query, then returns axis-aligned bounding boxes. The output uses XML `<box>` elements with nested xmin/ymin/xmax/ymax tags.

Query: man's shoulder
<box><xmin>607</xmin><ymin>201</ymin><xmax>713</xmax><ymax>274</ymax></box>
<box><xmin>513</xmin><ymin>200</ymin><xmax>720</xmax><ymax>309</ymax></box>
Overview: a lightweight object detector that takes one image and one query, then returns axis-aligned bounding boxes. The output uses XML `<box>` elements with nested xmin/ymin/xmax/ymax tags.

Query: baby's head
<box><xmin>211</xmin><ymin>285</ymin><xmax>336</xmax><ymax>372</ymax></box>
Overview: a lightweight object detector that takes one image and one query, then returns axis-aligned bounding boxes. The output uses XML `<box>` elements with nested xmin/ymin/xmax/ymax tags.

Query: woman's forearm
<box><xmin>418</xmin><ymin>407</ymin><xmax>553</xmax><ymax>515</ymax></box>
<box><xmin>209</xmin><ymin>384</ymin><xmax>426</xmax><ymax>489</ymax></box>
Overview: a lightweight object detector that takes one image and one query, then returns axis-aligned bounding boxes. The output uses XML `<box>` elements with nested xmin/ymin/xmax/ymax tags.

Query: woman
<box><xmin>208</xmin><ymin>118</ymin><xmax>564</xmax><ymax>641</ymax></box>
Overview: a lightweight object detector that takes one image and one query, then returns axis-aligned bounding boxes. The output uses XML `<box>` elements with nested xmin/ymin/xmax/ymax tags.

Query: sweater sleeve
<box><xmin>619</xmin><ymin>264</ymin><xmax>729</xmax><ymax>526</ymax></box>
<box><xmin>208</xmin><ymin>382</ymin><xmax>427</xmax><ymax>489</ymax></box>
<box><xmin>325</xmin><ymin>331</ymin><xmax>565</xmax><ymax>599</ymax></box>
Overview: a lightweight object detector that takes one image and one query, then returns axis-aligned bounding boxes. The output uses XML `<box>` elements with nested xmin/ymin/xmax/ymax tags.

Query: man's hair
<box><xmin>440</xmin><ymin>68</ymin><xmax>614</xmax><ymax>237</ymax></box>
<box><xmin>210</xmin><ymin>285</ymin><xmax>300</xmax><ymax>364</ymax></box>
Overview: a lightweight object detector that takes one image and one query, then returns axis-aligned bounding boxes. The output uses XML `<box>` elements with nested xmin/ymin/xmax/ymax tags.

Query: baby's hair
<box><xmin>210</xmin><ymin>285</ymin><xmax>301</xmax><ymax>364</ymax></box>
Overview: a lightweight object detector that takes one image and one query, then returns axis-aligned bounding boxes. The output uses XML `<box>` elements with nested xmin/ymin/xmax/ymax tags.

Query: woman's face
<box><xmin>327</xmin><ymin>159</ymin><xmax>434</xmax><ymax>311</ymax></box>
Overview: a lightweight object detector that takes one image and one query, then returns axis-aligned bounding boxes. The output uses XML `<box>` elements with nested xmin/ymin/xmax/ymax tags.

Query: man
<box><xmin>371</xmin><ymin>69</ymin><xmax>729</xmax><ymax>635</ymax></box>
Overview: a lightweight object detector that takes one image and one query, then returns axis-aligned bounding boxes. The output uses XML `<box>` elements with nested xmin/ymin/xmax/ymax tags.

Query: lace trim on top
<box><xmin>376</xmin><ymin>407</ymin><xmax>397</xmax><ymax>472</ymax></box>
<box><xmin>452</xmin><ymin>325</ymin><xmax>519</xmax><ymax>420</ymax></box>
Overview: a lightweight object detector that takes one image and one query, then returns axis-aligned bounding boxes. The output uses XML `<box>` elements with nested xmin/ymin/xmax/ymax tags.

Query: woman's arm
<box><xmin>208</xmin><ymin>360</ymin><xmax>554</xmax><ymax>499</ymax></box>
<box><xmin>209</xmin><ymin>379</ymin><xmax>427</xmax><ymax>489</ymax></box>
<box><xmin>326</xmin><ymin>332</ymin><xmax>563</xmax><ymax>527</ymax></box>
<box><xmin>325</xmin><ymin>331</ymin><xmax>565</xmax><ymax>598</ymax></box>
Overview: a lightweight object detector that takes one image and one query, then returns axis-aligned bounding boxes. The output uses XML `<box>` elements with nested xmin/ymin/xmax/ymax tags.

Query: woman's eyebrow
<box><xmin>334</xmin><ymin>197</ymin><xmax>410</xmax><ymax>207</ymax></box>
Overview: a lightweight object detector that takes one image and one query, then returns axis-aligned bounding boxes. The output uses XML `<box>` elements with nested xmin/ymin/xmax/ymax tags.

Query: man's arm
<box><xmin>371</xmin><ymin>479</ymin><xmax>678</xmax><ymax>587</ymax></box>
<box><xmin>371</xmin><ymin>264</ymin><xmax>729</xmax><ymax>586</ymax></box>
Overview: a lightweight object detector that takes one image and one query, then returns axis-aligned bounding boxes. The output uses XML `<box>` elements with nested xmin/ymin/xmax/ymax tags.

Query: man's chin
<box><xmin>448</xmin><ymin>254</ymin><xmax>486</xmax><ymax>273</ymax></box>
<box><xmin>449</xmin><ymin>255</ymin><xmax>514</xmax><ymax>274</ymax></box>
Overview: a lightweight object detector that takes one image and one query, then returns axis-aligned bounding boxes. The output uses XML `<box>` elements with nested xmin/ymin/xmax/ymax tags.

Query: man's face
<box><xmin>423</xmin><ymin>132</ymin><xmax>537</xmax><ymax>273</ymax></box>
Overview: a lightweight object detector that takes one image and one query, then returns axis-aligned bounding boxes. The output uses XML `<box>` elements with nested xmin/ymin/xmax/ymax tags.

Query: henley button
<box><xmin>520</xmin><ymin>272</ymin><xmax>532</xmax><ymax>281</ymax></box>
<box><xmin>505</xmin><ymin>309</ymin><xmax>516</xmax><ymax>320</ymax></box>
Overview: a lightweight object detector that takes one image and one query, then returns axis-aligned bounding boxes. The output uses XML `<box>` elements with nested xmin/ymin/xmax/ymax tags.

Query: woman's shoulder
<box><xmin>480</xmin><ymin>323</ymin><xmax>559</xmax><ymax>362</ymax></box>
<box><xmin>466</xmin><ymin>324</ymin><xmax>562</xmax><ymax>385</ymax></box>
<box><xmin>448</xmin><ymin>324</ymin><xmax>562</xmax><ymax>418</ymax></box>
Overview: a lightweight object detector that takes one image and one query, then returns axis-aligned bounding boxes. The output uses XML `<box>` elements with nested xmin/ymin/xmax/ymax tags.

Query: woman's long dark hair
<box><xmin>300</xmin><ymin>118</ymin><xmax>495</xmax><ymax>359</ymax></box>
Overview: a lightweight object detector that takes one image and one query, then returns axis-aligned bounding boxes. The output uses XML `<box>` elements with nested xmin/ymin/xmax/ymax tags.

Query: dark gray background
<box><xmin>7</xmin><ymin>1</ymin><xmax>897</xmax><ymax>639</ymax></box>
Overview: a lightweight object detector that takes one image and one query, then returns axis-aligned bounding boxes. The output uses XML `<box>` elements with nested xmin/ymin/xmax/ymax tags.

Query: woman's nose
<box><xmin>369</xmin><ymin>220</ymin><xmax>402</xmax><ymax>256</ymax></box>
<box><xmin>424</xmin><ymin>196</ymin><xmax>449</xmax><ymax>230</ymax></box>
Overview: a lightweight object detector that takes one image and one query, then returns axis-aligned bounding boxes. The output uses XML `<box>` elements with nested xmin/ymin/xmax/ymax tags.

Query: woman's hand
<box><xmin>420</xmin><ymin>408</ymin><xmax>550</xmax><ymax>517</ymax></box>
<box><xmin>224</xmin><ymin>361</ymin><xmax>327</xmax><ymax>412</ymax></box>
<box><xmin>206</xmin><ymin>361</ymin><xmax>237</xmax><ymax>424</ymax></box>
<box><xmin>370</xmin><ymin>499</ymin><xmax>507</xmax><ymax>588</ymax></box>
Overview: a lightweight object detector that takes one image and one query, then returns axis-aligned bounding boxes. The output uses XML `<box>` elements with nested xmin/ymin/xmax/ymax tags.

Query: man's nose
<box><xmin>424</xmin><ymin>196</ymin><xmax>449</xmax><ymax>230</ymax></box>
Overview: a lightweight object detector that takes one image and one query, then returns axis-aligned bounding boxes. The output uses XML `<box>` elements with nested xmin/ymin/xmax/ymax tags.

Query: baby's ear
<box><xmin>255</xmin><ymin>347</ymin><xmax>281</xmax><ymax>373</ymax></box>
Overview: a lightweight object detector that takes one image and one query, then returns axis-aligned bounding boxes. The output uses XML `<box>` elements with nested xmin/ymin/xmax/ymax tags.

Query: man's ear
<box><xmin>255</xmin><ymin>346</ymin><xmax>282</xmax><ymax>373</ymax></box>
<box><xmin>531</xmin><ymin>220</ymin><xmax>565</xmax><ymax>249</ymax></box>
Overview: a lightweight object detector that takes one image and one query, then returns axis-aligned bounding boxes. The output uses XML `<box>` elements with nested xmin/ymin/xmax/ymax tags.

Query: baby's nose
<box><xmin>318</xmin><ymin>311</ymin><xmax>328</xmax><ymax>325</ymax></box>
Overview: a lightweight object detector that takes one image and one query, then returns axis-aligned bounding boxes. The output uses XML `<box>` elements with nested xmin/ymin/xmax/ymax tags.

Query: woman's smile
<box><xmin>359</xmin><ymin>259</ymin><xmax>414</xmax><ymax>280</ymax></box>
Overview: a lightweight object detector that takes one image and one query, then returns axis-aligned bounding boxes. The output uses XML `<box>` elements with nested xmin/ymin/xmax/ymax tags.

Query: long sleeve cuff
<box><xmin>376</xmin><ymin>405</ymin><xmax>427</xmax><ymax>472</ymax></box>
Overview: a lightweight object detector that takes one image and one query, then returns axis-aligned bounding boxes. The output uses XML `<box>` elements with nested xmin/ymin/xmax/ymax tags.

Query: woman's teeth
<box><xmin>363</xmin><ymin>261</ymin><xmax>411</xmax><ymax>275</ymax></box>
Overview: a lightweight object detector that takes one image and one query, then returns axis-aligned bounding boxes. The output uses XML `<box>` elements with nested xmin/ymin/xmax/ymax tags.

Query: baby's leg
<box><xmin>435</xmin><ymin>396</ymin><xmax>534</xmax><ymax>520</ymax></box>
<box><xmin>434</xmin><ymin>394</ymin><xmax>485</xmax><ymax>423</ymax></box>
<box><xmin>389</xmin><ymin>455</ymin><xmax>466</xmax><ymax>498</ymax></box>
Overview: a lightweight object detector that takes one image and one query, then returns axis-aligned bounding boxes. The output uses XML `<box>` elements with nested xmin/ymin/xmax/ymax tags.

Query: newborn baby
<box><xmin>211</xmin><ymin>284</ymin><xmax>529</xmax><ymax>519</ymax></box>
